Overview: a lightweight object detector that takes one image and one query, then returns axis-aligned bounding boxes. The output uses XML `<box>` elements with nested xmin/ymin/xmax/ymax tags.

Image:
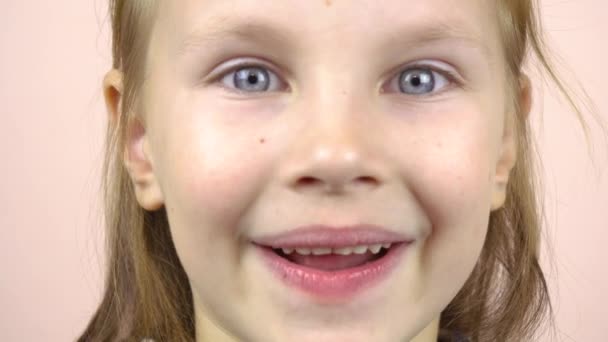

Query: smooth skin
<box><xmin>103</xmin><ymin>0</ymin><xmax>531</xmax><ymax>341</ymax></box>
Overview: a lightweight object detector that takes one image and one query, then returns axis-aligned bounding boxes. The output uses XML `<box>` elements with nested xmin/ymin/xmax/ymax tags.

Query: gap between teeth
<box><xmin>276</xmin><ymin>243</ymin><xmax>392</xmax><ymax>256</ymax></box>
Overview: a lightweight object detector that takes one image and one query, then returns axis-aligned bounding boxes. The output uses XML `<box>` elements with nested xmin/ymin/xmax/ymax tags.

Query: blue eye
<box><xmin>398</xmin><ymin>67</ymin><xmax>450</xmax><ymax>95</ymax></box>
<box><xmin>215</xmin><ymin>62</ymin><xmax>454</xmax><ymax>96</ymax></box>
<box><xmin>221</xmin><ymin>66</ymin><xmax>282</xmax><ymax>93</ymax></box>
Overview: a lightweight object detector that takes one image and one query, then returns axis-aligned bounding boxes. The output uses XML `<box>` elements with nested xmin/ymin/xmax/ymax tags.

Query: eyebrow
<box><xmin>384</xmin><ymin>21</ymin><xmax>492</xmax><ymax>58</ymax></box>
<box><xmin>175</xmin><ymin>18</ymin><xmax>491</xmax><ymax>59</ymax></box>
<box><xmin>176</xmin><ymin>20</ymin><xmax>294</xmax><ymax>57</ymax></box>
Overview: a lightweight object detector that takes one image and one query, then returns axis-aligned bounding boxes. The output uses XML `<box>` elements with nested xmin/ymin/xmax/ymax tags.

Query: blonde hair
<box><xmin>79</xmin><ymin>1</ymin><xmax>597</xmax><ymax>341</ymax></box>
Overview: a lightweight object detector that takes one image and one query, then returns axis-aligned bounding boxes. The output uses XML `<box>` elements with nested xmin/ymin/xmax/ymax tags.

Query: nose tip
<box><xmin>288</xmin><ymin>148</ymin><xmax>383</xmax><ymax>195</ymax></box>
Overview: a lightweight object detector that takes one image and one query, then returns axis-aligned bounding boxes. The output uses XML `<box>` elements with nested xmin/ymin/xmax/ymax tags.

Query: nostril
<box><xmin>297</xmin><ymin>177</ymin><xmax>322</xmax><ymax>187</ymax></box>
<box><xmin>294</xmin><ymin>175</ymin><xmax>379</xmax><ymax>193</ymax></box>
<box><xmin>357</xmin><ymin>176</ymin><xmax>378</xmax><ymax>185</ymax></box>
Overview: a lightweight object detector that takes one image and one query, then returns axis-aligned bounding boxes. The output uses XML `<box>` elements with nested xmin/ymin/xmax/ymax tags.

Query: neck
<box><xmin>411</xmin><ymin>317</ymin><xmax>440</xmax><ymax>342</ymax></box>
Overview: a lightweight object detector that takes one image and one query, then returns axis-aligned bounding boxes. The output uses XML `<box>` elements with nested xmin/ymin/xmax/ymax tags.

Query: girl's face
<box><xmin>123</xmin><ymin>0</ymin><xmax>523</xmax><ymax>341</ymax></box>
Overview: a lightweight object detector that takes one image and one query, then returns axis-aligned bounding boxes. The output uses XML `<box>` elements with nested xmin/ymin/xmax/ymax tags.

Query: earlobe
<box><xmin>491</xmin><ymin>134</ymin><xmax>516</xmax><ymax>211</ymax></box>
<box><xmin>102</xmin><ymin>69</ymin><xmax>165</xmax><ymax>211</ymax></box>
<box><xmin>519</xmin><ymin>74</ymin><xmax>532</xmax><ymax>121</ymax></box>
<box><xmin>123</xmin><ymin>118</ymin><xmax>165</xmax><ymax>211</ymax></box>
<box><xmin>491</xmin><ymin>74</ymin><xmax>532</xmax><ymax>211</ymax></box>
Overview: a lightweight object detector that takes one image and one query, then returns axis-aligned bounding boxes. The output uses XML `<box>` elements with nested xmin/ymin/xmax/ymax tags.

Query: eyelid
<box><xmin>383</xmin><ymin>60</ymin><xmax>465</xmax><ymax>95</ymax></box>
<box><xmin>204</xmin><ymin>57</ymin><xmax>465</xmax><ymax>95</ymax></box>
<box><xmin>204</xmin><ymin>58</ymin><xmax>289</xmax><ymax>93</ymax></box>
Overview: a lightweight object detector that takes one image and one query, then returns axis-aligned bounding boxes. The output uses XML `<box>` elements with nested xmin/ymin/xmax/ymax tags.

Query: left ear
<box><xmin>491</xmin><ymin>74</ymin><xmax>532</xmax><ymax>211</ymax></box>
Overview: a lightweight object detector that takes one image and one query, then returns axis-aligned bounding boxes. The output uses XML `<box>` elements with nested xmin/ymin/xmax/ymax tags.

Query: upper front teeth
<box><xmin>280</xmin><ymin>243</ymin><xmax>391</xmax><ymax>256</ymax></box>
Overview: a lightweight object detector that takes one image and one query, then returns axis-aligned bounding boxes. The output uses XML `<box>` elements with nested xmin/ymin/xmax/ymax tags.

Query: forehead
<box><xmin>154</xmin><ymin>0</ymin><xmax>500</xmax><ymax>55</ymax></box>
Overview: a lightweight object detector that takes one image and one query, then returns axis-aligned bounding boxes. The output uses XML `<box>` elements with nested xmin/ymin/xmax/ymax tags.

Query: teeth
<box><xmin>353</xmin><ymin>245</ymin><xmax>368</xmax><ymax>254</ymax></box>
<box><xmin>277</xmin><ymin>244</ymin><xmax>393</xmax><ymax>256</ymax></box>
<box><xmin>311</xmin><ymin>247</ymin><xmax>332</xmax><ymax>255</ymax></box>
<box><xmin>295</xmin><ymin>248</ymin><xmax>311</xmax><ymax>255</ymax></box>
<box><xmin>334</xmin><ymin>247</ymin><xmax>354</xmax><ymax>255</ymax></box>
<box><xmin>369</xmin><ymin>244</ymin><xmax>382</xmax><ymax>254</ymax></box>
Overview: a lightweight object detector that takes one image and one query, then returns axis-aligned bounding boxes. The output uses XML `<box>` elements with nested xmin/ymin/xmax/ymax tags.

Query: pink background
<box><xmin>0</xmin><ymin>1</ymin><xmax>606</xmax><ymax>341</ymax></box>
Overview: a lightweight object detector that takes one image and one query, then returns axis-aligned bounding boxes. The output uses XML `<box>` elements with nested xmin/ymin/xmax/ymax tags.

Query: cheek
<box><xmin>382</xmin><ymin>95</ymin><xmax>499</xmax><ymax>234</ymax></box>
<box><xmin>405</xmin><ymin>104</ymin><xmax>498</xmax><ymax>293</ymax></box>
<box><xmin>161</xmin><ymin>121</ymin><xmax>271</xmax><ymax>237</ymax></box>
<box><xmin>418</xmin><ymin>137</ymin><xmax>493</xmax><ymax>231</ymax></box>
<box><xmin>416</xmin><ymin>139</ymin><xmax>493</xmax><ymax>262</ymax></box>
<box><xmin>146</xmin><ymin>99</ymin><xmax>276</xmax><ymax>267</ymax></box>
<box><xmin>381</xmin><ymin>96</ymin><xmax>500</xmax><ymax>290</ymax></box>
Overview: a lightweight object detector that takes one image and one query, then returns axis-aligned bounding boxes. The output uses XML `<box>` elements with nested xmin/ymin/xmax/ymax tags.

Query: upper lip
<box><xmin>251</xmin><ymin>224</ymin><xmax>413</xmax><ymax>248</ymax></box>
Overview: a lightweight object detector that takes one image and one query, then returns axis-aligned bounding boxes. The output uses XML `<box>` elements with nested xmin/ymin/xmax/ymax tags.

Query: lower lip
<box><xmin>255</xmin><ymin>242</ymin><xmax>409</xmax><ymax>302</ymax></box>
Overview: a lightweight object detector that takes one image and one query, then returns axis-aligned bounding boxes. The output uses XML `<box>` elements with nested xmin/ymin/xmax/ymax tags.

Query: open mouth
<box><xmin>256</xmin><ymin>241</ymin><xmax>408</xmax><ymax>299</ymax></box>
<box><xmin>252</xmin><ymin>226</ymin><xmax>412</xmax><ymax>298</ymax></box>
<box><xmin>271</xmin><ymin>244</ymin><xmax>393</xmax><ymax>271</ymax></box>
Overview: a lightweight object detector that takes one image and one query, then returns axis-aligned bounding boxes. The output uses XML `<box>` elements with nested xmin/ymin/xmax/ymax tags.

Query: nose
<box><xmin>290</xmin><ymin>147</ymin><xmax>382</xmax><ymax>195</ymax></box>
<box><xmin>281</xmin><ymin>96</ymin><xmax>387</xmax><ymax>196</ymax></box>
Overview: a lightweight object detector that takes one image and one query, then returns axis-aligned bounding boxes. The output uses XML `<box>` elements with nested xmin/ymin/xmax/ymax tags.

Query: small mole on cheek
<box><xmin>325</xmin><ymin>0</ymin><xmax>332</xmax><ymax>7</ymax></box>
<box><xmin>259</xmin><ymin>137</ymin><xmax>266</xmax><ymax>144</ymax></box>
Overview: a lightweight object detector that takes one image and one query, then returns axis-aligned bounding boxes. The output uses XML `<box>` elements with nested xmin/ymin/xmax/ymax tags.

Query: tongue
<box><xmin>286</xmin><ymin>252</ymin><xmax>377</xmax><ymax>271</ymax></box>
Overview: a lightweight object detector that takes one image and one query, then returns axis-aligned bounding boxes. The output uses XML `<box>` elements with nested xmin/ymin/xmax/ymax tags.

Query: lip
<box><xmin>251</xmin><ymin>224</ymin><xmax>413</xmax><ymax>248</ymax></box>
<box><xmin>255</xmin><ymin>241</ymin><xmax>410</xmax><ymax>301</ymax></box>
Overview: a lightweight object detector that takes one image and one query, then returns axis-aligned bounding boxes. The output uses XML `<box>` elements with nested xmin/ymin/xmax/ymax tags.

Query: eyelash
<box><xmin>211</xmin><ymin>60</ymin><xmax>463</xmax><ymax>96</ymax></box>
